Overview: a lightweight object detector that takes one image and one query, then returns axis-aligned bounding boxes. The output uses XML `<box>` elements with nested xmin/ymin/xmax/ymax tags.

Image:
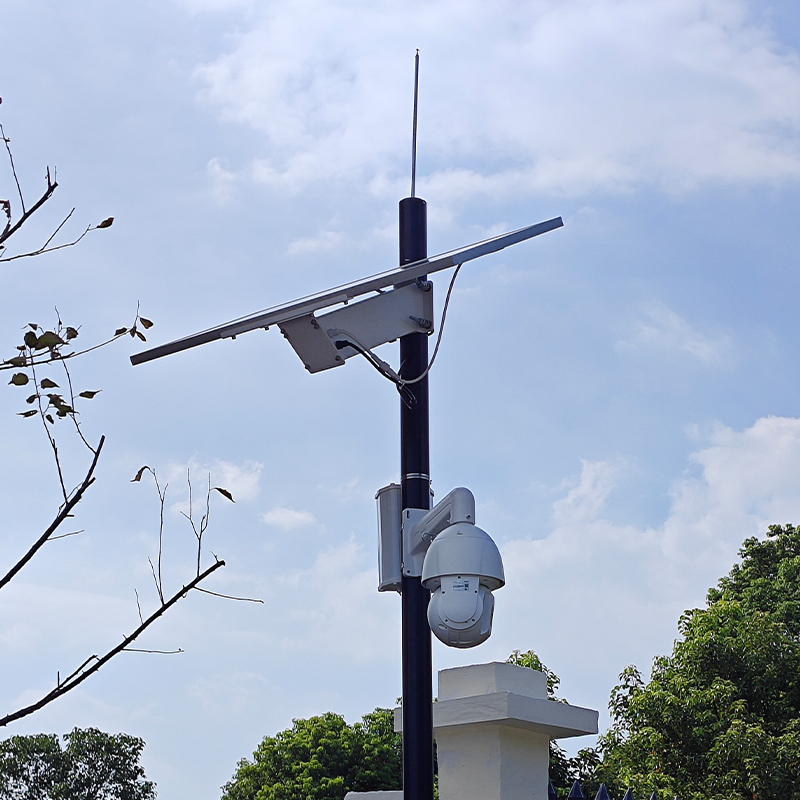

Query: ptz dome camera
<box><xmin>421</xmin><ymin>522</ymin><xmax>505</xmax><ymax>649</ymax></box>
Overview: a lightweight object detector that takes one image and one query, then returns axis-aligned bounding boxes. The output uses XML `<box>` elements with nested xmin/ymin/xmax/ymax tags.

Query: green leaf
<box><xmin>6</xmin><ymin>356</ymin><xmax>26</xmax><ymax>367</ymax></box>
<box><xmin>17</xmin><ymin>410</ymin><xmax>37</xmax><ymax>418</ymax></box>
<box><xmin>9</xmin><ymin>372</ymin><xmax>29</xmax><ymax>386</ymax></box>
<box><xmin>45</xmin><ymin>414</ymin><xmax>54</xmax><ymax>424</ymax></box>
<box><xmin>66</xmin><ymin>326</ymin><xmax>79</xmax><ymax>340</ymax></box>
<box><xmin>79</xmin><ymin>390</ymin><xmax>101</xmax><ymax>399</ymax></box>
<box><xmin>23</xmin><ymin>330</ymin><xmax>38</xmax><ymax>347</ymax></box>
<box><xmin>213</xmin><ymin>487</ymin><xmax>235</xmax><ymax>503</ymax></box>
<box><xmin>39</xmin><ymin>378</ymin><xmax>59</xmax><ymax>389</ymax></box>
<box><xmin>139</xmin><ymin>317</ymin><xmax>154</xmax><ymax>329</ymax></box>
<box><xmin>26</xmin><ymin>394</ymin><xmax>37</xmax><ymax>404</ymax></box>
<box><xmin>27</xmin><ymin>323</ymin><xmax>39</xmax><ymax>330</ymax></box>
<box><xmin>35</xmin><ymin>331</ymin><xmax>64</xmax><ymax>350</ymax></box>
<box><xmin>131</xmin><ymin>466</ymin><xmax>150</xmax><ymax>482</ymax></box>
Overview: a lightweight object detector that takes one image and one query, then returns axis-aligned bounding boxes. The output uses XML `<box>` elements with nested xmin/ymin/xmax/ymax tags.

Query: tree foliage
<box><xmin>0</xmin><ymin>727</ymin><xmax>155</xmax><ymax>800</ymax></box>
<box><xmin>598</xmin><ymin>524</ymin><xmax>800</xmax><ymax>799</ymax></box>
<box><xmin>221</xmin><ymin>708</ymin><xmax>402</xmax><ymax>800</ymax></box>
<box><xmin>506</xmin><ymin>649</ymin><xmax>602</xmax><ymax>798</ymax></box>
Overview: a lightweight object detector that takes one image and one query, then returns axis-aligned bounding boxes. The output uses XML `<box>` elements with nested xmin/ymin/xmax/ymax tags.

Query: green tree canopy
<box><xmin>507</xmin><ymin>649</ymin><xmax>602</xmax><ymax>798</ymax></box>
<box><xmin>221</xmin><ymin>708</ymin><xmax>401</xmax><ymax>800</ymax></box>
<box><xmin>0</xmin><ymin>727</ymin><xmax>155</xmax><ymax>800</ymax></box>
<box><xmin>598</xmin><ymin>523</ymin><xmax>800</xmax><ymax>800</ymax></box>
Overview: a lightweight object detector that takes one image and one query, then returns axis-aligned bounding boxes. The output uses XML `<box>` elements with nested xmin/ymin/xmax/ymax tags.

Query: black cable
<box><xmin>332</xmin><ymin>262</ymin><xmax>462</xmax><ymax>404</ymax></box>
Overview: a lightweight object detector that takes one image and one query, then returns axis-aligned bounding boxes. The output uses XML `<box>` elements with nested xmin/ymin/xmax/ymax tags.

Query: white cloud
<box><xmin>287</xmin><ymin>229</ymin><xmax>344</xmax><ymax>255</ymax></box>
<box><xmin>274</xmin><ymin>537</ymin><xmax>395</xmax><ymax>660</ymax></box>
<box><xmin>212</xmin><ymin>460</ymin><xmax>263</xmax><ymax>502</ymax></box>
<box><xmin>191</xmin><ymin>0</ymin><xmax>800</xmax><ymax>200</ymax></box>
<box><xmin>261</xmin><ymin>506</ymin><xmax>316</xmax><ymax>529</ymax></box>
<box><xmin>207</xmin><ymin>157</ymin><xmax>238</xmax><ymax>205</ymax></box>
<box><xmin>496</xmin><ymin>415</ymin><xmax>800</xmax><ymax>704</ymax></box>
<box><xmin>552</xmin><ymin>459</ymin><xmax>622</xmax><ymax>526</ymax></box>
<box><xmin>160</xmin><ymin>459</ymin><xmax>262</xmax><ymax>516</ymax></box>
<box><xmin>617</xmin><ymin>302</ymin><xmax>733</xmax><ymax>364</ymax></box>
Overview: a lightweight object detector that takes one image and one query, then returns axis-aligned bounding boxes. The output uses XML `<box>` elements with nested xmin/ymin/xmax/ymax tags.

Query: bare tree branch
<box><xmin>134</xmin><ymin>589</ymin><xmax>144</xmax><ymax>625</ymax></box>
<box><xmin>1</xmin><ymin>113</ymin><xmax>237</xmax><ymax>730</ymax></box>
<box><xmin>195</xmin><ymin>586</ymin><xmax>264</xmax><ymax>604</ymax></box>
<box><xmin>0</xmin><ymin>221</ymin><xmax>100</xmax><ymax>263</ymax></box>
<box><xmin>0</xmin><ymin>119</ymin><xmax>113</xmax><ymax>261</ymax></box>
<box><xmin>30</xmin><ymin>356</ymin><xmax>69</xmax><ymax>502</ymax></box>
<box><xmin>0</xmin><ymin>559</ymin><xmax>225</xmax><ymax>728</ymax></box>
<box><xmin>39</xmin><ymin>207</ymin><xmax>74</xmax><ymax>250</ymax></box>
<box><xmin>0</xmin><ymin>121</ymin><xmax>31</xmax><ymax>220</ymax></box>
<box><xmin>48</xmin><ymin>529</ymin><xmax>84</xmax><ymax>541</ymax></box>
<box><xmin>0</xmin><ymin>436</ymin><xmax>105</xmax><ymax>591</ymax></box>
<box><xmin>0</xmin><ymin>153</ymin><xmax>57</xmax><ymax>245</ymax></box>
<box><xmin>58</xmin><ymin>342</ymin><xmax>95</xmax><ymax>452</ymax></box>
<box><xmin>181</xmin><ymin>470</ymin><xmax>214</xmax><ymax>577</ymax></box>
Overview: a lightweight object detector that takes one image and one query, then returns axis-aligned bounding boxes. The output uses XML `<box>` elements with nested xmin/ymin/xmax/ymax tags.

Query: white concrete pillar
<box><xmin>395</xmin><ymin>661</ymin><xmax>598</xmax><ymax>800</ymax></box>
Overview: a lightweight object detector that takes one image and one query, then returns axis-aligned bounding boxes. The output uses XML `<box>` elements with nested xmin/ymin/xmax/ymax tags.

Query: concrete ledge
<box><xmin>435</xmin><ymin>691</ymin><xmax>598</xmax><ymax>739</ymax></box>
<box><xmin>394</xmin><ymin>662</ymin><xmax>597</xmax><ymax>741</ymax></box>
<box><xmin>395</xmin><ymin>692</ymin><xmax>597</xmax><ymax>740</ymax></box>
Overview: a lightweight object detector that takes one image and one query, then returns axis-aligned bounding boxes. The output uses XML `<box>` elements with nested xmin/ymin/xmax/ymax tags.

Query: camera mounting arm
<box><xmin>403</xmin><ymin>487</ymin><xmax>476</xmax><ymax>577</ymax></box>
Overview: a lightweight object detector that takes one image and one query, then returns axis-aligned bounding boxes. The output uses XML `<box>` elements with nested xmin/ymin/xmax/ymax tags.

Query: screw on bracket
<box><xmin>409</xmin><ymin>315</ymin><xmax>433</xmax><ymax>330</ymax></box>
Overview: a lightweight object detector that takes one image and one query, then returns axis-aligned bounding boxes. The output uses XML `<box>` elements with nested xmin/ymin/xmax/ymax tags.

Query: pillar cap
<box><xmin>394</xmin><ymin>662</ymin><xmax>598</xmax><ymax>741</ymax></box>
<box><xmin>439</xmin><ymin>661</ymin><xmax>547</xmax><ymax>700</ymax></box>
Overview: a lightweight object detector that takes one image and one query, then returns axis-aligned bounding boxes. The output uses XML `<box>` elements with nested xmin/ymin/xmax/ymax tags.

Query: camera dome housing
<box><xmin>421</xmin><ymin>523</ymin><xmax>505</xmax><ymax>591</ymax></box>
<box><xmin>421</xmin><ymin>523</ymin><xmax>505</xmax><ymax>648</ymax></box>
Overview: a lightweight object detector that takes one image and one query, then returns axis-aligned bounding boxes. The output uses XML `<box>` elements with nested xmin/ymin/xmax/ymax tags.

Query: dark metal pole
<box><xmin>399</xmin><ymin>196</ymin><xmax>433</xmax><ymax>800</ymax></box>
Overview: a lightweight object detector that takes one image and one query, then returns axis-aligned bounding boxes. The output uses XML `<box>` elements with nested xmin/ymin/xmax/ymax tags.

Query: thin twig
<box><xmin>195</xmin><ymin>587</ymin><xmax>264</xmax><ymax>604</ymax></box>
<box><xmin>59</xmin><ymin>349</ymin><xmax>94</xmax><ymax>452</ymax></box>
<box><xmin>147</xmin><ymin>557</ymin><xmax>162</xmax><ymax>605</ymax></box>
<box><xmin>30</xmin><ymin>357</ymin><xmax>68</xmax><ymax>502</ymax></box>
<box><xmin>134</xmin><ymin>589</ymin><xmax>144</xmax><ymax>626</ymax></box>
<box><xmin>180</xmin><ymin>470</ymin><xmax>212</xmax><ymax>578</ymax></box>
<box><xmin>0</xmin><ymin>161</ymin><xmax>57</xmax><ymax>245</ymax></box>
<box><xmin>157</xmin><ymin>479</ymin><xmax>166</xmax><ymax>603</ymax></box>
<box><xmin>48</xmin><ymin>530</ymin><xmax>83</xmax><ymax>541</ymax></box>
<box><xmin>140</xmin><ymin>467</ymin><xmax>167</xmax><ymax>603</ymax></box>
<box><xmin>123</xmin><ymin>648</ymin><xmax>184</xmax><ymax>655</ymax></box>
<box><xmin>40</xmin><ymin>208</ymin><xmax>75</xmax><ymax>251</ymax></box>
<box><xmin>0</xmin><ymin>122</ymin><xmax>27</xmax><ymax>215</ymax></box>
<box><xmin>0</xmin><ymin>223</ymin><xmax>93</xmax><ymax>262</ymax></box>
<box><xmin>200</xmin><ymin>475</ymin><xmax>211</xmax><ymax>576</ymax></box>
<box><xmin>0</xmin><ymin>315</ymin><xmax>141</xmax><ymax>372</ymax></box>
<box><xmin>0</xmin><ymin>559</ymin><xmax>225</xmax><ymax>727</ymax></box>
<box><xmin>0</xmin><ymin>437</ymin><xmax>104</xmax><ymax>591</ymax></box>
<box><xmin>59</xmin><ymin>655</ymin><xmax>100</xmax><ymax>687</ymax></box>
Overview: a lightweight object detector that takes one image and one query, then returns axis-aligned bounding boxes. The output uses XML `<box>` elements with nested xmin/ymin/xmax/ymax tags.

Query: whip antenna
<box><xmin>411</xmin><ymin>49</ymin><xmax>420</xmax><ymax>198</ymax></box>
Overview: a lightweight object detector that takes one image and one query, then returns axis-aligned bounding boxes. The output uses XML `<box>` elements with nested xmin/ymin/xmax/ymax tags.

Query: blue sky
<box><xmin>3</xmin><ymin>0</ymin><xmax>800</xmax><ymax>797</ymax></box>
